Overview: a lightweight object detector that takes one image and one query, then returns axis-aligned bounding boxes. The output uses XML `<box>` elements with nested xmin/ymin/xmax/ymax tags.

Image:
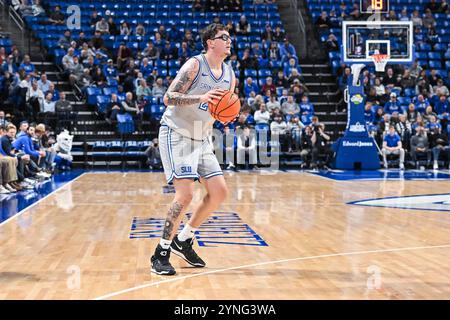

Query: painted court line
<box><xmin>94</xmin><ymin>243</ymin><xmax>450</xmax><ymax>300</ymax></box>
<box><xmin>0</xmin><ymin>173</ymin><xmax>86</xmax><ymax>228</ymax></box>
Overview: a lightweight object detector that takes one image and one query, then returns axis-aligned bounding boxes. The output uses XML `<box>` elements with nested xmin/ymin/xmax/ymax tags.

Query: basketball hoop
<box><xmin>371</xmin><ymin>54</ymin><xmax>390</xmax><ymax>72</ymax></box>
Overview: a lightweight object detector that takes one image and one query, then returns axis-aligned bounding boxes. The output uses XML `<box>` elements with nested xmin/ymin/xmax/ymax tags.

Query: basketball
<box><xmin>208</xmin><ymin>90</ymin><xmax>241</xmax><ymax>123</ymax></box>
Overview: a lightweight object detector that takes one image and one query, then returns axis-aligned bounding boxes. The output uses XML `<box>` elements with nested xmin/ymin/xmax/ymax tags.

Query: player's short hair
<box><xmin>201</xmin><ymin>23</ymin><xmax>227</xmax><ymax>51</ymax></box>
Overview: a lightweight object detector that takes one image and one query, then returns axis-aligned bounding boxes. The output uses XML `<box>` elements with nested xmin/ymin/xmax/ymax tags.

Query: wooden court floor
<box><xmin>0</xmin><ymin>171</ymin><xmax>449</xmax><ymax>300</ymax></box>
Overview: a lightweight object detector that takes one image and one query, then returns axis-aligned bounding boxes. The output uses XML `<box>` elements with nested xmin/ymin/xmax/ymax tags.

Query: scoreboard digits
<box><xmin>360</xmin><ymin>0</ymin><xmax>389</xmax><ymax>13</ymax></box>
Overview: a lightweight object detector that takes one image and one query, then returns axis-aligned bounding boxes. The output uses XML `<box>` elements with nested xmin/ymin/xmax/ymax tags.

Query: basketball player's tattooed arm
<box><xmin>162</xmin><ymin>201</ymin><xmax>184</xmax><ymax>240</ymax></box>
<box><xmin>163</xmin><ymin>58</ymin><xmax>225</xmax><ymax>107</ymax></box>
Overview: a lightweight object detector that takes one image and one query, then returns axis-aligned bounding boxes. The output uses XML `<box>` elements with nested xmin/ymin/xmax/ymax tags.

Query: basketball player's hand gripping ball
<box><xmin>206</xmin><ymin>89</ymin><xmax>241</xmax><ymax>124</ymax></box>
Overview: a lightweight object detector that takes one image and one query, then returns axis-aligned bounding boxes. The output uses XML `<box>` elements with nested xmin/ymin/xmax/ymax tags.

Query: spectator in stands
<box><xmin>68</xmin><ymin>56</ymin><xmax>84</xmax><ymax>86</ymax></box>
<box><xmin>411</xmin><ymin>10</ymin><xmax>423</xmax><ymax>27</ymax></box>
<box><xmin>16</xmin><ymin>121</ymin><xmax>28</xmax><ymax>138</ymax></box>
<box><xmin>152</xmin><ymin>78</ymin><xmax>167</xmax><ymax>98</ymax></box>
<box><xmin>122</xmin><ymin>92</ymin><xmax>141</xmax><ymax>118</ymax></box>
<box><xmin>89</xmin><ymin>10</ymin><xmax>101</xmax><ymax>27</ymax></box>
<box><xmin>55</xmin><ymin>92</ymin><xmax>73</xmax><ymax>131</ymax></box>
<box><xmin>254</xmin><ymin>103</ymin><xmax>270</xmax><ymax>124</ymax></box>
<box><xmin>62</xmin><ymin>48</ymin><xmax>75</xmax><ymax>73</ymax></box>
<box><xmin>410</xmin><ymin>126</ymin><xmax>431</xmax><ymax>168</ymax></box>
<box><xmin>19</xmin><ymin>55</ymin><xmax>36</xmax><ymax>78</ymax></box>
<box><xmin>108</xmin><ymin>16</ymin><xmax>118</xmax><ymax>36</ymax></box>
<box><xmin>270</xmin><ymin>114</ymin><xmax>288</xmax><ymax>149</ymax></box>
<box><xmin>385</xmin><ymin>93</ymin><xmax>402</xmax><ymax>114</ymax></box>
<box><xmin>92</xmin><ymin>66</ymin><xmax>106</xmax><ymax>88</ymax></box>
<box><xmin>288</xmin><ymin>69</ymin><xmax>304</xmax><ymax>87</ymax></box>
<box><xmin>387</xmin><ymin>10</ymin><xmax>398</xmax><ymax>21</ymax></box>
<box><xmin>140</xmin><ymin>58</ymin><xmax>154</xmax><ymax>83</ymax></box>
<box><xmin>135</xmin><ymin>24</ymin><xmax>146</xmax><ymax>37</ymax></box>
<box><xmin>266</xmin><ymin>94</ymin><xmax>281</xmax><ymax>113</ymax></box>
<box><xmin>160</xmin><ymin>41</ymin><xmax>178</xmax><ymax>60</ymax></box>
<box><xmin>76</xmin><ymin>32</ymin><xmax>88</xmax><ymax>48</ymax></box>
<box><xmin>315</xmin><ymin>11</ymin><xmax>331</xmax><ymax>29</ymax></box>
<box><xmin>26</xmin><ymin>81</ymin><xmax>44</xmax><ymax>121</ymax></box>
<box><xmin>414</xmin><ymin>94</ymin><xmax>430</xmax><ymax>114</ymax></box>
<box><xmin>178</xmin><ymin>42</ymin><xmax>191</xmax><ymax>65</ymax></box>
<box><xmin>328</xmin><ymin>9</ymin><xmax>341</xmax><ymax>28</ymax></box>
<box><xmin>117</xmin><ymin>42</ymin><xmax>133</xmax><ymax>72</ymax></box>
<box><xmin>422</xmin><ymin>9</ymin><xmax>436</xmax><ymax>29</ymax></box>
<box><xmin>382</xmin><ymin>68</ymin><xmax>398</xmax><ymax>89</ymax></box>
<box><xmin>339</xmin><ymin>67</ymin><xmax>351</xmax><ymax>92</ymax></box>
<box><xmin>416</xmin><ymin>76</ymin><xmax>433</xmax><ymax>97</ymax></box>
<box><xmin>237</xmin><ymin>126</ymin><xmax>257</xmax><ymax>169</ymax></box>
<box><xmin>299</xmin><ymin>95</ymin><xmax>314</xmax><ymax>122</ymax></box>
<box><xmin>382</xmin><ymin>125</ymin><xmax>405</xmax><ymax>169</ymax></box>
<box><xmin>244</xmin><ymin>77</ymin><xmax>259</xmax><ymax>97</ymax></box>
<box><xmin>281</xmin><ymin>95</ymin><xmax>300</xmax><ymax>118</ymax></box>
<box><xmin>434</xmin><ymin>79</ymin><xmax>449</xmax><ymax>96</ymax></box>
<box><xmin>261</xmin><ymin>23</ymin><xmax>273</xmax><ymax>42</ymax></box>
<box><xmin>280</xmin><ymin>38</ymin><xmax>297</xmax><ymax>64</ymax></box>
<box><xmin>409</xmin><ymin>59</ymin><xmax>423</xmax><ymax>79</ymax></box>
<box><xmin>426</xmin><ymin>0</ymin><xmax>440</xmax><ymax>13</ymax></box>
<box><xmin>272</xmin><ymin>26</ymin><xmax>286</xmax><ymax>43</ymax></box>
<box><xmin>0</xmin><ymin>111</ymin><xmax>9</xmax><ymax>127</ymax></box>
<box><xmin>183</xmin><ymin>30</ymin><xmax>195</xmax><ymax>51</ymax></box>
<box><xmin>48</xmin><ymin>5</ymin><xmax>65</xmax><ymax>25</ymax></box>
<box><xmin>274</xmin><ymin>70</ymin><xmax>289</xmax><ymax>89</ymax></box>
<box><xmin>103</xmin><ymin>59</ymin><xmax>119</xmax><ymax>81</ymax></box>
<box><xmin>430</xmin><ymin>127</ymin><xmax>450</xmax><ymax>170</ymax></box>
<box><xmin>325</xmin><ymin>34</ymin><xmax>339</xmax><ymax>52</ymax></box>
<box><xmin>251</xmin><ymin>42</ymin><xmax>264</xmax><ymax>60</ymax></box>
<box><xmin>406</xmin><ymin>103</ymin><xmax>419</xmax><ymax>123</ymax></box>
<box><xmin>90</xmin><ymin>31</ymin><xmax>105</xmax><ymax>51</ymax></box>
<box><xmin>41</xmin><ymin>92</ymin><xmax>55</xmax><ymax>114</ymax></box>
<box><xmin>267</xmin><ymin>42</ymin><xmax>280</xmax><ymax>61</ymax></box>
<box><xmin>439</xmin><ymin>0</ymin><xmax>449</xmax><ymax>12</ymax></box>
<box><xmin>261</xmin><ymin>77</ymin><xmax>276</xmax><ymax>96</ymax></box>
<box><xmin>58</xmin><ymin>30</ymin><xmax>73</xmax><ymax>50</ymax></box>
<box><xmin>236</xmin><ymin>15</ymin><xmax>251</xmax><ymax>35</ymax></box>
<box><xmin>287</xmin><ymin>115</ymin><xmax>304</xmax><ymax>152</ymax></box>
<box><xmin>400</xmin><ymin>70</ymin><xmax>415</xmax><ymax>91</ymax></box>
<box><xmin>120</xmin><ymin>22</ymin><xmax>132</xmax><ymax>36</ymax></box>
<box><xmin>136</xmin><ymin>79</ymin><xmax>152</xmax><ymax>101</ymax></box>
<box><xmin>46</xmin><ymin>82</ymin><xmax>60</xmax><ymax>102</ymax></box>
<box><xmin>142</xmin><ymin>41</ymin><xmax>159</xmax><ymax>61</ymax></box>
<box><xmin>37</xmin><ymin>73</ymin><xmax>51</xmax><ymax>93</ymax></box>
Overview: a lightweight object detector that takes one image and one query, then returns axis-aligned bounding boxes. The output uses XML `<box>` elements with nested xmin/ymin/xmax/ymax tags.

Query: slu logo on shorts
<box><xmin>199</xmin><ymin>102</ymin><xmax>208</xmax><ymax>111</ymax></box>
<box><xmin>181</xmin><ymin>166</ymin><xmax>192</xmax><ymax>173</ymax></box>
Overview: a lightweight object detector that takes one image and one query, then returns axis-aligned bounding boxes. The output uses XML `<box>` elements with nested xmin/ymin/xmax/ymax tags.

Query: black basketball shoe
<box><xmin>171</xmin><ymin>236</ymin><xmax>206</xmax><ymax>268</ymax></box>
<box><xmin>151</xmin><ymin>244</ymin><xmax>176</xmax><ymax>276</ymax></box>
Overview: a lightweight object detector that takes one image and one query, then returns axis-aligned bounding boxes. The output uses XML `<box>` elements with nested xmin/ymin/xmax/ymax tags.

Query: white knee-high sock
<box><xmin>178</xmin><ymin>224</ymin><xmax>197</xmax><ymax>242</ymax></box>
<box><xmin>159</xmin><ymin>238</ymin><xmax>172</xmax><ymax>250</ymax></box>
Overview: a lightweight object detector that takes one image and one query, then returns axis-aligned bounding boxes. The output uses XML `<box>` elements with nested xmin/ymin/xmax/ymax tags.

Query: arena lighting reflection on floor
<box><xmin>0</xmin><ymin>170</ymin><xmax>84</xmax><ymax>224</ymax></box>
<box><xmin>2</xmin><ymin>168</ymin><xmax>450</xmax><ymax>225</ymax></box>
<box><xmin>311</xmin><ymin>169</ymin><xmax>450</xmax><ymax>181</ymax></box>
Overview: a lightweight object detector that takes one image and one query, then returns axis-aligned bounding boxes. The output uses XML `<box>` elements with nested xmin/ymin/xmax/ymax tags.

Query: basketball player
<box><xmin>151</xmin><ymin>23</ymin><xmax>235</xmax><ymax>275</ymax></box>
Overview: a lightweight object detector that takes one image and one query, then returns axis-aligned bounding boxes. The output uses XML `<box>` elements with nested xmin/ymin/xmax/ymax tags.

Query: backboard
<box><xmin>342</xmin><ymin>21</ymin><xmax>414</xmax><ymax>64</ymax></box>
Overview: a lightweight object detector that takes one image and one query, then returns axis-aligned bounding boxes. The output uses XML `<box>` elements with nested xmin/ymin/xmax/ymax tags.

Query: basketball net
<box><xmin>371</xmin><ymin>54</ymin><xmax>390</xmax><ymax>72</ymax></box>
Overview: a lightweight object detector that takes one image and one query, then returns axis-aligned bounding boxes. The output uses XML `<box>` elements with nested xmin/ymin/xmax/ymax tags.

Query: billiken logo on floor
<box><xmin>130</xmin><ymin>212</ymin><xmax>268</xmax><ymax>247</ymax></box>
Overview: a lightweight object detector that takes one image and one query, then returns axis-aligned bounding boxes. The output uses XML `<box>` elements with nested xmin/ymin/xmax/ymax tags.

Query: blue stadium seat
<box><xmin>429</xmin><ymin>60</ymin><xmax>442</xmax><ymax>69</ymax></box>
<box><xmin>428</xmin><ymin>52</ymin><xmax>442</xmax><ymax>60</ymax></box>
<box><xmin>87</xmin><ymin>87</ymin><xmax>102</xmax><ymax>105</ymax></box>
<box><xmin>244</xmin><ymin>69</ymin><xmax>257</xmax><ymax>78</ymax></box>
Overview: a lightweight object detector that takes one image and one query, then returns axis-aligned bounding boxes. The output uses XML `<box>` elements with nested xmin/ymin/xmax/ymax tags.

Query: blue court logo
<box><xmin>349</xmin><ymin>194</ymin><xmax>450</xmax><ymax>212</ymax></box>
<box><xmin>130</xmin><ymin>211</ymin><xmax>268</xmax><ymax>247</ymax></box>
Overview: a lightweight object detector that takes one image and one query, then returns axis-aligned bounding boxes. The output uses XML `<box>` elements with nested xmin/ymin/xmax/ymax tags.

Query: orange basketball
<box><xmin>208</xmin><ymin>90</ymin><xmax>241</xmax><ymax>123</ymax></box>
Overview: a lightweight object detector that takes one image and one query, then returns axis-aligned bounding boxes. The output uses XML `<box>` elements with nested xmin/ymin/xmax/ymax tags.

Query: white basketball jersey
<box><xmin>161</xmin><ymin>54</ymin><xmax>233</xmax><ymax>141</ymax></box>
